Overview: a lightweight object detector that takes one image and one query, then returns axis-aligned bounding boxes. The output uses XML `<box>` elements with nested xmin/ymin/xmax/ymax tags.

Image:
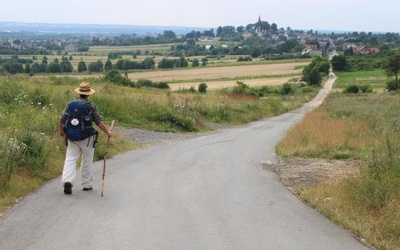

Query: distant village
<box><xmin>0</xmin><ymin>17</ymin><xmax>387</xmax><ymax>57</ymax></box>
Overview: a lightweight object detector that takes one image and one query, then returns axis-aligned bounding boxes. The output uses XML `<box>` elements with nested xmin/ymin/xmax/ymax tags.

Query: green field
<box><xmin>335</xmin><ymin>70</ymin><xmax>387</xmax><ymax>89</ymax></box>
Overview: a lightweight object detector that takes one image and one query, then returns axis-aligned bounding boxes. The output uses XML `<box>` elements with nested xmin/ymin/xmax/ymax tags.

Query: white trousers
<box><xmin>62</xmin><ymin>137</ymin><xmax>95</xmax><ymax>188</ymax></box>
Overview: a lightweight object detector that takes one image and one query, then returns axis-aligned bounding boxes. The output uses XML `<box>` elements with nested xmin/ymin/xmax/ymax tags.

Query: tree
<box><xmin>174</xmin><ymin>57</ymin><xmax>188</xmax><ymax>68</ymax></box>
<box><xmin>31</xmin><ymin>62</ymin><xmax>39</xmax><ymax>73</ymax></box>
<box><xmin>143</xmin><ymin>57</ymin><xmax>155</xmax><ymax>69</ymax></box>
<box><xmin>186</xmin><ymin>39</ymin><xmax>196</xmax><ymax>47</ymax></box>
<box><xmin>202</xmin><ymin>29</ymin><xmax>215</xmax><ymax>37</ymax></box>
<box><xmin>270</xmin><ymin>23</ymin><xmax>278</xmax><ymax>33</ymax></box>
<box><xmin>60</xmin><ymin>57</ymin><xmax>73</xmax><ymax>72</ymax></box>
<box><xmin>236</xmin><ymin>26</ymin><xmax>245</xmax><ymax>33</ymax></box>
<box><xmin>192</xmin><ymin>58</ymin><xmax>200</xmax><ymax>67</ymax></box>
<box><xmin>384</xmin><ymin>53</ymin><xmax>400</xmax><ymax>89</ymax></box>
<box><xmin>304</xmin><ymin>67</ymin><xmax>322</xmax><ymax>85</ymax></box>
<box><xmin>163</xmin><ymin>30</ymin><xmax>176</xmax><ymax>40</ymax></box>
<box><xmin>158</xmin><ymin>58</ymin><xmax>175</xmax><ymax>69</ymax></box>
<box><xmin>331</xmin><ymin>55</ymin><xmax>349</xmax><ymax>71</ymax></box>
<box><xmin>78</xmin><ymin>61</ymin><xmax>87</xmax><ymax>72</ymax></box>
<box><xmin>302</xmin><ymin>56</ymin><xmax>329</xmax><ymax>86</ymax></box>
<box><xmin>88</xmin><ymin>60</ymin><xmax>103</xmax><ymax>72</ymax></box>
<box><xmin>104</xmin><ymin>59</ymin><xmax>113</xmax><ymax>71</ymax></box>
<box><xmin>201</xmin><ymin>57</ymin><xmax>208</xmax><ymax>66</ymax></box>
<box><xmin>25</xmin><ymin>64</ymin><xmax>31</xmax><ymax>74</ymax></box>
<box><xmin>41</xmin><ymin>56</ymin><xmax>48</xmax><ymax>64</ymax></box>
<box><xmin>46</xmin><ymin>59</ymin><xmax>61</xmax><ymax>73</ymax></box>
<box><xmin>250</xmin><ymin>46</ymin><xmax>262</xmax><ymax>58</ymax></box>
<box><xmin>216</xmin><ymin>26</ymin><xmax>223</xmax><ymax>37</ymax></box>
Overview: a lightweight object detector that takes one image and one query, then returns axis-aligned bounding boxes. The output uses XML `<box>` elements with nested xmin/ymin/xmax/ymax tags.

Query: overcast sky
<box><xmin>1</xmin><ymin>0</ymin><xmax>399</xmax><ymax>33</ymax></box>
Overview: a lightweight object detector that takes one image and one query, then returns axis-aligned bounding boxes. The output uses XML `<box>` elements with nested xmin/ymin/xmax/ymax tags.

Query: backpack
<box><xmin>63</xmin><ymin>99</ymin><xmax>94</xmax><ymax>141</ymax></box>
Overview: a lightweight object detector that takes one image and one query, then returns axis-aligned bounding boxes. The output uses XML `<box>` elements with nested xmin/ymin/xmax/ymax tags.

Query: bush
<box><xmin>301</xmin><ymin>86</ymin><xmax>315</xmax><ymax>93</ymax></box>
<box><xmin>156</xmin><ymin>82</ymin><xmax>170</xmax><ymax>89</ymax></box>
<box><xmin>232</xmin><ymin>81</ymin><xmax>251</xmax><ymax>94</ymax></box>
<box><xmin>386</xmin><ymin>80</ymin><xmax>398</xmax><ymax>91</ymax></box>
<box><xmin>152</xmin><ymin>113</ymin><xmax>198</xmax><ymax>132</ymax></box>
<box><xmin>0</xmin><ymin>134</ymin><xmax>27</xmax><ymax>188</ymax></box>
<box><xmin>137</xmin><ymin>79</ymin><xmax>154</xmax><ymax>88</ymax></box>
<box><xmin>20</xmin><ymin>131</ymin><xmax>47</xmax><ymax>173</ymax></box>
<box><xmin>359</xmin><ymin>84</ymin><xmax>373</xmax><ymax>93</ymax></box>
<box><xmin>280</xmin><ymin>83</ymin><xmax>294</xmax><ymax>95</ymax></box>
<box><xmin>343</xmin><ymin>85</ymin><xmax>359</xmax><ymax>94</ymax></box>
<box><xmin>198</xmin><ymin>83</ymin><xmax>208</xmax><ymax>93</ymax></box>
<box><xmin>104</xmin><ymin>70</ymin><xmax>132</xmax><ymax>86</ymax></box>
<box><xmin>237</xmin><ymin>56</ymin><xmax>252</xmax><ymax>62</ymax></box>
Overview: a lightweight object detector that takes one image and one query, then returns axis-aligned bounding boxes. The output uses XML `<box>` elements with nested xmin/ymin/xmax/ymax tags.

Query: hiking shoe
<box><xmin>83</xmin><ymin>187</ymin><xmax>93</xmax><ymax>191</ymax></box>
<box><xmin>64</xmin><ymin>182</ymin><xmax>72</xmax><ymax>195</ymax></box>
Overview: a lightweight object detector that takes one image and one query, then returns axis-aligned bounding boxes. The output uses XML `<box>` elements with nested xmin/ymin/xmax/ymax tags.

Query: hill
<box><xmin>0</xmin><ymin>21</ymin><xmax>210</xmax><ymax>35</ymax></box>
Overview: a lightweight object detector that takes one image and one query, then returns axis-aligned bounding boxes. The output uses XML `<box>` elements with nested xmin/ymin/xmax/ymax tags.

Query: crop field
<box><xmin>65</xmin><ymin>61</ymin><xmax>307</xmax><ymax>90</ymax></box>
<box><xmin>131</xmin><ymin>62</ymin><xmax>306</xmax><ymax>90</ymax></box>
<box><xmin>334</xmin><ymin>70</ymin><xmax>387</xmax><ymax>89</ymax></box>
<box><xmin>88</xmin><ymin>44</ymin><xmax>175</xmax><ymax>55</ymax></box>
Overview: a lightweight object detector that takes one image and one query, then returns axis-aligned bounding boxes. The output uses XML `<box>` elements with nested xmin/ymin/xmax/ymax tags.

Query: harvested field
<box><xmin>54</xmin><ymin>61</ymin><xmax>307</xmax><ymax>90</ymax></box>
<box><xmin>127</xmin><ymin>62</ymin><xmax>307</xmax><ymax>81</ymax></box>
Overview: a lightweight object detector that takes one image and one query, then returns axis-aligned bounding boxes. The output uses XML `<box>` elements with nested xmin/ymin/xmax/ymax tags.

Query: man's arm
<box><xmin>97</xmin><ymin>121</ymin><xmax>113</xmax><ymax>137</ymax></box>
<box><xmin>59</xmin><ymin>121</ymin><xmax>65</xmax><ymax>137</ymax></box>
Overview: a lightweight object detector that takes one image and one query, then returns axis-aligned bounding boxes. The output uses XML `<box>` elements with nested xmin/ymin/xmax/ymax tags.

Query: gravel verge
<box><xmin>264</xmin><ymin>157</ymin><xmax>361</xmax><ymax>190</ymax></box>
<box><xmin>115</xmin><ymin>127</ymin><xmax>205</xmax><ymax>145</ymax></box>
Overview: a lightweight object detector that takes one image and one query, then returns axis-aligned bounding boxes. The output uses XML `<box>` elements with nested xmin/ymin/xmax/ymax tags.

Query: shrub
<box><xmin>19</xmin><ymin>131</ymin><xmax>47</xmax><ymax>173</ymax></box>
<box><xmin>343</xmin><ymin>85</ymin><xmax>359</xmax><ymax>94</ymax></box>
<box><xmin>156</xmin><ymin>81</ymin><xmax>170</xmax><ymax>89</ymax></box>
<box><xmin>137</xmin><ymin>79</ymin><xmax>154</xmax><ymax>88</ymax></box>
<box><xmin>301</xmin><ymin>86</ymin><xmax>314</xmax><ymax>93</ymax></box>
<box><xmin>232</xmin><ymin>81</ymin><xmax>251</xmax><ymax>94</ymax></box>
<box><xmin>198</xmin><ymin>83</ymin><xmax>208</xmax><ymax>93</ymax></box>
<box><xmin>280</xmin><ymin>83</ymin><xmax>294</xmax><ymax>95</ymax></box>
<box><xmin>386</xmin><ymin>80</ymin><xmax>398</xmax><ymax>91</ymax></box>
<box><xmin>0</xmin><ymin>134</ymin><xmax>27</xmax><ymax>188</ymax></box>
<box><xmin>237</xmin><ymin>56</ymin><xmax>252</xmax><ymax>62</ymax></box>
<box><xmin>152</xmin><ymin>113</ymin><xmax>198</xmax><ymax>132</ymax></box>
<box><xmin>359</xmin><ymin>84</ymin><xmax>372</xmax><ymax>93</ymax></box>
<box><xmin>104</xmin><ymin>69</ymin><xmax>131</xmax><ymax>86</ymax></box>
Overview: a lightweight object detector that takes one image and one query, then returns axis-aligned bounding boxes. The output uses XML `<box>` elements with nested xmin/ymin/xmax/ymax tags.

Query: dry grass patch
<box><xmin>277</xmin><ymin>109</ymin><xmax>367</xmax><ymax>159</ymax></box>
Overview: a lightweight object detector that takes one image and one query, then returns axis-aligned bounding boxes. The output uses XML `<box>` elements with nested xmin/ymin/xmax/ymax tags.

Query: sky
<box><xmin>1</xmin><ymin>0</ymin><xmax>399</xmax><ymax>33</ymax></box>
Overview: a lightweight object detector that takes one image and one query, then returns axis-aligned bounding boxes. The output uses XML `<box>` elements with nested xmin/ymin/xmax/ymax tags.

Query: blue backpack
<box><xmin>64</xmin><ymin>99</ymin><xmax>94</xmax><ymax>141</ymax></box>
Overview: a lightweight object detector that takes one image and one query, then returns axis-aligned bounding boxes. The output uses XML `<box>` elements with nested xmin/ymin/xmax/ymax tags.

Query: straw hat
<box><xmin>74</xmin><ymin>82</ymin><xmax>96</xmax><ymax>95</ymax></box>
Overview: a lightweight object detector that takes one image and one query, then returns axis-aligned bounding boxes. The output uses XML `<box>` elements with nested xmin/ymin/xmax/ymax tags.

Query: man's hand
<box><xmin>107</xmin><ymin>131</ymin><xmax>113</xmax><ymax>138</ymax></box>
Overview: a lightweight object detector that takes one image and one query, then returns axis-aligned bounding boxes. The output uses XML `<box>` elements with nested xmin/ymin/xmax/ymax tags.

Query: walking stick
<box><xmin>101</xmin><ymin>120</ymin><xmax>115</xmax><ymax>197</ymax></box>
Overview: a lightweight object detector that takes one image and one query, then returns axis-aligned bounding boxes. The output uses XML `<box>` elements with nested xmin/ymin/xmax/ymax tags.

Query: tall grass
<box><xmin>277</xmin><ymin>92</ymin><xmax>400</xmax><ymax>250</ymax></box>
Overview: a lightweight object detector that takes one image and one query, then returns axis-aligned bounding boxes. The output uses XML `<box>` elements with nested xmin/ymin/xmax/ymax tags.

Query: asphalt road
<box><xmin>0</xmin><ymin>73</ymin><xmax>370</xmax><ymax>250</ymax></box>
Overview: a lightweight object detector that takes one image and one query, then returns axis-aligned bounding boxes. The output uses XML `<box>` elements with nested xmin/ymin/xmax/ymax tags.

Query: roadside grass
<box><xmin>276</xmin><ymin>92</ymin><xmax>400</xmax><ymax>250</ymax></box>
<box><xmin>0</xmin><ymin>74</ymin><xmax>318</xmax><ymax>215</ymax></box>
